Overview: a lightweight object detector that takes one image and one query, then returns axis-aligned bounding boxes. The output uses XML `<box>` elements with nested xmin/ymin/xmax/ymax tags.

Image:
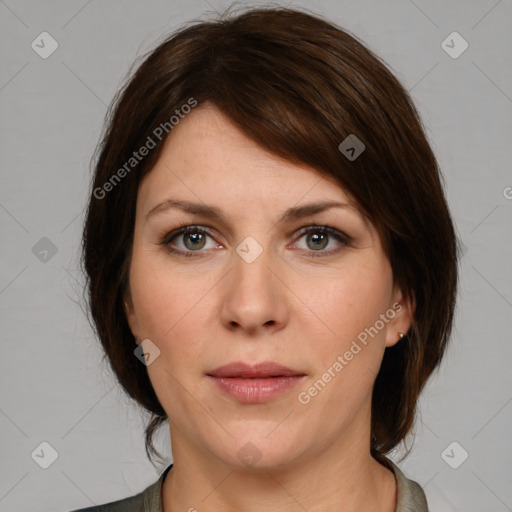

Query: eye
<box><xmin>160</xmin><ymin>224</ymin><xmax>350</xmax><ymax>258</ymax></box>
<box><xmin>292</xmin><ymin>225</ymin><xmax>349</xmax><ymax>257</ymax></box>
<box><xmin>161</xmin><ymin>225</ymin><xmax>219</xmax><ymax>257</ymax></box>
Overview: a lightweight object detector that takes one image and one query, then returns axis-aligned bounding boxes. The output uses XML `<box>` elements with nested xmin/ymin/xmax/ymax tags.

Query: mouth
<box><xmin>207</xmin><ymin>361</ymin><xmax>306</xmax><ymax>403</ymax></box>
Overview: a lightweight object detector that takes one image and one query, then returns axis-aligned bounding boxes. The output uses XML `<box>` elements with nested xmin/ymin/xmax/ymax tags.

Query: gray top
<box><xmin>70</xmin><ymin>458</ymin><xmax>428</xmax><ymax>512</ymax></box>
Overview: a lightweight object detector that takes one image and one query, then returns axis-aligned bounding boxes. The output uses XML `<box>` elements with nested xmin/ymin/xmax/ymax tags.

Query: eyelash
<box><xmin>159</xmin><ymin>223</ymin><xmax>350</xmax><ymax>259</ymax></box>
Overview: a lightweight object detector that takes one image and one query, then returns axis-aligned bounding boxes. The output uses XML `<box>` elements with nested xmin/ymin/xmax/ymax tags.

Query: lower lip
<box><xmin>208</xmin><ymin>375</ymin><xmax>305</xmax><ymax>403</ymax></box>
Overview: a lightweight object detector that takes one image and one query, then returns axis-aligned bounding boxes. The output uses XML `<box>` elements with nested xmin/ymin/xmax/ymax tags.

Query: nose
<box><xmin>220</xmin><ymin>244</ymin><xmax>289</xmax><ymax>336</ymax></box>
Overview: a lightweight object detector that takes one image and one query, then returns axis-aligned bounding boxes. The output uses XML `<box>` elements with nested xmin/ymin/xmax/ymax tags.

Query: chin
<box><xmin>216</xmin><ymin>427</ymin><xmax>305</xmax><ymax>472</ymax></box>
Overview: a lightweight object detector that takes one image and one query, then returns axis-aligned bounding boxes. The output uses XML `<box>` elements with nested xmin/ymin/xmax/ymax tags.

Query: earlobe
<box><xmin>385</xmin><ymin>330</ymin><xmax>407</xmax><ymax>348</ymax></box>
<box><xmin>385</xmin><ymin>287</ymin><xmax>415</xmax><ymax>348</ymax></box>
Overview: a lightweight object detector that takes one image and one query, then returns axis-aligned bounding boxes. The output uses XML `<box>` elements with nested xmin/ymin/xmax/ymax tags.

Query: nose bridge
<box><xmin>220</xmin><ymin>233</ymin><xmax>285</xmax><ymax>332</ymax></box>
<box><xmin>232</xmin><ymin>234</ymin><xmax>276</xmax><ymax>298</ymax></box>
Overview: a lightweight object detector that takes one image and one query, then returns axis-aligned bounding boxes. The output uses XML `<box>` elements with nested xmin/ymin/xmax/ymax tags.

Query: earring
<box><xmin>398</xmin><ymin>332</ymin><xmax>405</xmax><ymax>340</ymax></box>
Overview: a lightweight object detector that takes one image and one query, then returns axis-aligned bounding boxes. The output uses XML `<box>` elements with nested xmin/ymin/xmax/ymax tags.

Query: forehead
<box><xmin>138</xmin><ymin>104</ymin><xmax>358</xmax><ymax>211</ymax></box>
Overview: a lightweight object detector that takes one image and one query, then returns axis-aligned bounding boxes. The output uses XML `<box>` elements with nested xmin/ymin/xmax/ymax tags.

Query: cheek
<box><xmin>297</xmin><ymin>266</ymin><xmax>393</xmax><ymax>414</ymax></box>
<box><xmin>129</xmin><ymin>243</ymin><xmax>186</xmax><ymax>334</ymax></box>
<box><xmin>297</xmin><ymin>262</ymin><xmax>394</xmax><ymax>412</ymax></box>
<box><xmin>128</xmin><ymin>252</ymin><xmax>216</xmax><ymax>370</ymax></box>
<box><xmin>129</xmin><ymin>262</ymin><xmax>207</xmax><ymax>417</ymax></box>
<box><xmin>304</xmin><ymin>260</ymin><xmax>393</xmax><ymax>347</ymax></box>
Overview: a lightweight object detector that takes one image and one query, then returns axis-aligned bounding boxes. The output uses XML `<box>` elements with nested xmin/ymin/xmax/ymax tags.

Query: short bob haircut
<box><xmin>81</xmin><ymin>5</ymin><xmax>458</xmax><ymax>467</ymax></box>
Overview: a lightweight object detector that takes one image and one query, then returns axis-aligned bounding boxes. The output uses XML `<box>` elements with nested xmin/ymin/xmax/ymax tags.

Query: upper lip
<box><xmin>207</xmin><ymin>361</ymin><xmax>306</xmax><ymax>378</ymax></box>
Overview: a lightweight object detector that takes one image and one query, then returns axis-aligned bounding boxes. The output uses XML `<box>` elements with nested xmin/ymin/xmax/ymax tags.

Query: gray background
<box><xmin>0</xmin><ymin>0</ymin><xmax>511</xmax><ymax>511</ymax></box>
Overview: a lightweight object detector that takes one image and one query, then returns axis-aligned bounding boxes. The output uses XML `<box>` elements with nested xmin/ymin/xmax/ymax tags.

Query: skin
<box><xmin>124</xmin><ymin>103</ymin><xmax>413</xmax><ymax>512</ymax></box>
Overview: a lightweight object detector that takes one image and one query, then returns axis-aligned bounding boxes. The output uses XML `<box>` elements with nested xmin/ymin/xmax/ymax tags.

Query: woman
<box><xmin>73</xmin><ymin>5</ymin><xmax>458</xmax><ymax>511</ymax></box>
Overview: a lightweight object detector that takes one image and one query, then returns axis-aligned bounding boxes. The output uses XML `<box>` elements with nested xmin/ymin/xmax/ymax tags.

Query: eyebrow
<box><xmin>145</xmin><ymin>199</ymin><xmax>362</xmax><ymax>226</ymax></box>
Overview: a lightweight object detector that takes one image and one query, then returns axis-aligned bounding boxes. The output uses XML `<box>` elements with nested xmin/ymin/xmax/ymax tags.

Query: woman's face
<box><xmin>125</xmin><ymin>104</ymin><xmax>412</xmax><ymax>470</ymax></box>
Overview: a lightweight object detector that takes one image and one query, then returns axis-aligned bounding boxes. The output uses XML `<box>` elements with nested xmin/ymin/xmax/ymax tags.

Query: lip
<box><xmin>208</xmin><ymin>361</ymin><xmax>305</xmax><ymax>378</ymax></box>
<box><xmin>207</xmin><ymin>361</ymin><xmax>306</xmax><ymax>403</ymax></box>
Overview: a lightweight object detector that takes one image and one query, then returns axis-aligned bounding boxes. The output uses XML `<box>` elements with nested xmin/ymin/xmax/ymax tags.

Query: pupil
<box><xmin>309</xmin><ymin>232</ymin><xmax>327</xmax><ymax>250</ymax></box>
<box><xmin>186</xmin><ymin>232</ymin><xmax>205</xmax><ymax>250</ymax></box>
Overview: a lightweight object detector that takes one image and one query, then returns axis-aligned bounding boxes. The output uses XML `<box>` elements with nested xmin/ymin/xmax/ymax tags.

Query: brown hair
<box><xmin>81</xmin><ymin>4</ymin><xmax>458</xmax><ymax>466</ymax></box>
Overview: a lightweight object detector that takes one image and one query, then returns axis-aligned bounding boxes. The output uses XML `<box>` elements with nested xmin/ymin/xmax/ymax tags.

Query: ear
<box><xmin>124</xmin><ymin>289</ymin><xmax>141</xmax><ymax>345</ymax></box>
<box><xmin>385</xmin><ymin>285</ymin><xmax>415</xmax><ymax>348</ymax></box>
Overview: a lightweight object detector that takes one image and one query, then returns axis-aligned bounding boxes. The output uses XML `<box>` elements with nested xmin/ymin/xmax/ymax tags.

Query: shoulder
<box><xmin>384</xmin><ymin>458</ymin><xmax>429</xmax><ymax>512</ymax></box>
<box><xmin>69</xmin><ymin>489</ymin><xmax>146</xmax><ymax>512</ymax></box>
<box><xmin>68</xmin><ymin>464</ymin><xmax>173</xmax><ymax>512</ymax></box>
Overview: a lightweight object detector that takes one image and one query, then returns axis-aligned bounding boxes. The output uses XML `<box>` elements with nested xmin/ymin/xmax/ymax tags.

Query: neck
<box><xmin>161</xmin><ymin>424</ymin><xmax>397</xmax><ymax>512</ymax></box>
